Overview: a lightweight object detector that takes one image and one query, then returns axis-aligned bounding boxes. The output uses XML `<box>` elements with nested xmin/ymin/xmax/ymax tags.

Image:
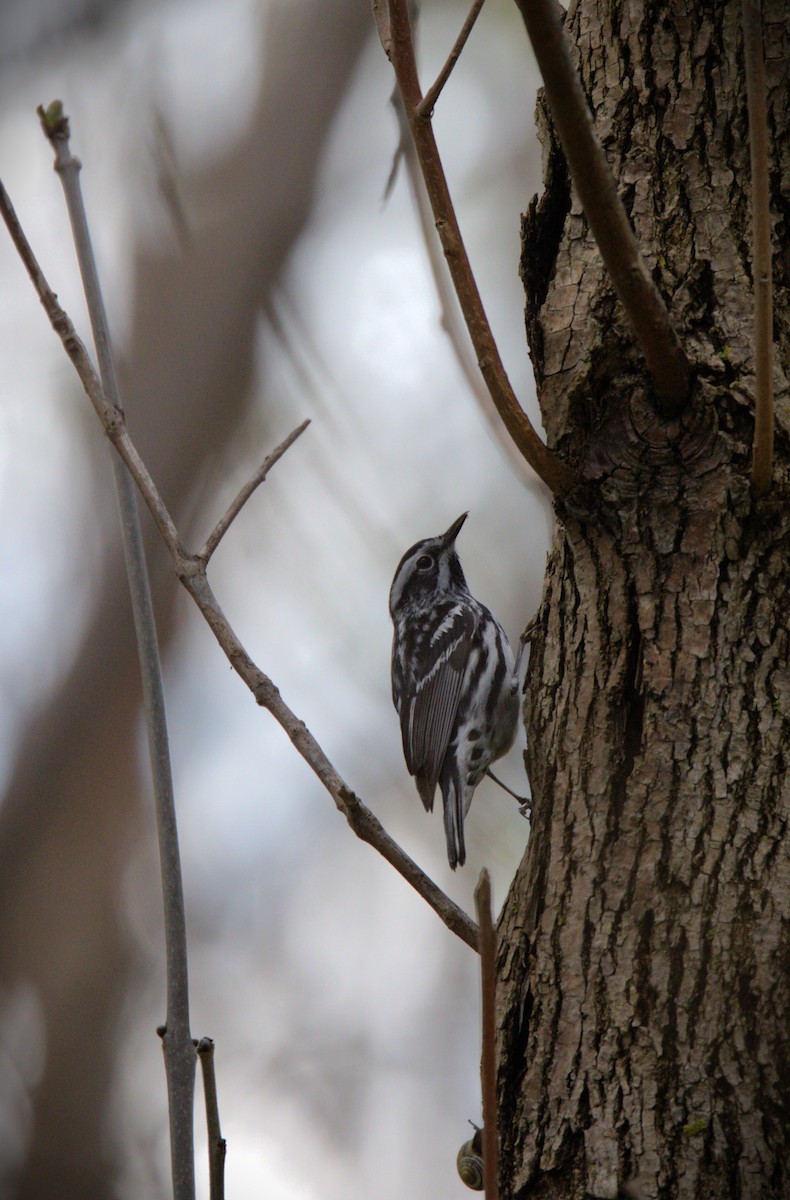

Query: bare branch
<box><xmin>371</xmin><ymin>0</ymin><xmax>392</xmax><ymax>56</ymax></box>
<box><xmin>742</xmin><ymin>0</ymin><xmax>774</xmax><ymax>498</ymax></box>
<box><xmin>474</xmin><ymin>870</ymin><xmax>499</xmax><ymax>1200</ymax></box>
<box><xmin>198</xmin><ymin>418</ymin><xmax>311</xmax><ymax>563</ymax></box>
<box><xmin>0</xmin><ymin>176</ymin><xmax>479</xmax><ymax>955</ymax></box>
<box><xmin>384</xmin><ymin>0</ymin><xmax>574</xmax><ymax>496</ymax></box>
<box><xmin>418</xmin><ymin>0</ymin><xmax>486</xmax><ymax>118</ymax></box>
<box><xmin>513</xmin><ymin>0</ymin><xmax>692</xmax><ymax>417</ymax></box>
<box><xmin>196</xmin><ymin>1038</ymin><xmax>226</xmax><ymax>1200</ymax></box>
<box><xmin>0</xmin><ymin>177</ymin><xmax>184</xmax><ymax>559</ymax></box>
<box><xmin>182</xmin><ymin>568</ymin><xmax>479</xmax><ymax>952</ymax></box>
<box><xmin>36</xmin><ymin>102</ymin><xmax>196</xmax><ymax>1198</ymax></box>
<box><xmin>184</xmin><ymin>567</ymin><xmax>480</xmax><ymax>951</ymax></box>
<box><xmin>393</xmin><ymin>95</ymin><xmax>541</xmax><ymax>491</ymax></box>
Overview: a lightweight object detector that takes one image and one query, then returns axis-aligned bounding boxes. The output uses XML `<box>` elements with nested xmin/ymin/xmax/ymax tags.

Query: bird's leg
<box><xmin>489</xmin><ymin>611</ymin><xmax>541</xmax><ymax>819</ymax></box>
<box><xmin>485</xmin><ymin>769</ymin><xmax>532</xmax><ymax>818</ymax></box>
<box><xmin>515</xmin><ymin>609</ymin><xmax>541</xmax><ymax>675</ymax></box>
<box><xmin>516</xmin><ymin>609</ymin><xmax>543</xmax><ymax>698</ymax></box>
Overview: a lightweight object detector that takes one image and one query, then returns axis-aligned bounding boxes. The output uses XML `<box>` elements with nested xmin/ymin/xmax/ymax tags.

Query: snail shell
<box><xmin>456</xmin><ymin>1128</ymin><xmax>484</xmax><ymax>1191</ymax></box>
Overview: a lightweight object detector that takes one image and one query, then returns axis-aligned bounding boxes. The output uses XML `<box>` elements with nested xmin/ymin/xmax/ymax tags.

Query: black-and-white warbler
<box><xmin>389</xmin><ymin>513</ymin><xmax>520</xmax><ymax>869</ymax></box>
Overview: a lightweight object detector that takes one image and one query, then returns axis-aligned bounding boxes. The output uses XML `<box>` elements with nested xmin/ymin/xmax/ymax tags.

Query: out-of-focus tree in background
<box><xmin>0</xmin><ymin>1</ymin><xmax>549</xmax><ymax>1196</ymax></box>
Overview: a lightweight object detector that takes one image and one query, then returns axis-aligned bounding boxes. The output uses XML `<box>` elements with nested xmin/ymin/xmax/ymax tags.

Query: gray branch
<box><xmin>196</xmin><ymin>1038</ymin><xmax>226</xmax><ymax>1200</ymax></box>
<box><xmin>0</xmin><ymin>174</ymin><xmax>479</xmax><ymax>956</ymax></box>
<box><xmin>37</xmin><ymin>102</ymin><xmax>196</xmax><ymax>1200</ymax></box>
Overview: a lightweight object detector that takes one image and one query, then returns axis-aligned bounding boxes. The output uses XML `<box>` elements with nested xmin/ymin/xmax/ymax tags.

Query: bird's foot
<box><xmin>486</xmin><ymin>769</ymin><xmax>532</xmax><ymax>819</ymax></box>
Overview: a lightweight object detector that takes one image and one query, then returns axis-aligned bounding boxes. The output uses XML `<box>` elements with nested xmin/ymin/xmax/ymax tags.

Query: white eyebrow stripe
<box><xmin>389</xmin><ymin>551</ymin><xmax>420</xmax><ymax>613</ymax></box>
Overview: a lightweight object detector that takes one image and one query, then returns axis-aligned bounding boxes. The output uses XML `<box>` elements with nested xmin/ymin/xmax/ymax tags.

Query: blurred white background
<box><xmin>0</xmin><ymin>1</ymin><xmax>551</xmax><ymax>1196</ymax></box>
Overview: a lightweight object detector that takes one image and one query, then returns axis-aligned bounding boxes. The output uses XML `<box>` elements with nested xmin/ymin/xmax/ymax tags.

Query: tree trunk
<box><xmin>498</xmin><ymin>2</ymin><xmax>790</xmax><ymax>1197</ymax></box>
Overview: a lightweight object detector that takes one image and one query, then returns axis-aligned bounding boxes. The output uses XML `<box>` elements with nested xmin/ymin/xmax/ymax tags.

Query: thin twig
<box><xmin>371</xmin><ymin>0</ymin><xmax>392</xmax><ymax>57</ymax></box>
<box><xmin>512</xmin><ymin>0</ymin><xmax>692</xmax><ymax>417</ymax></box>
<box><xmin>185</xmin><ymin>566</ymin><xmax>480</xmax><ymax>953</ymax></box>
<box><xmin>36</xmin><ymin>101</ymin><xmax>196</xmax><ymax>1200</ymax></box>
<box><xmin>196</xmin><ymin>1038</ymin><xmax>226</xmax><ymax>1200</ymax></box>
<box><xmin>0</xmin><ymin>177</ymin><xmax>184</xmax><ymax>555</ymax></box>
<box><xmin>0</xmin><ymin>176</ymin><xmax>479</xmax><ymax>955</ymax></box>
<box><xmin>393</xmin><ymin>94</ymin><xmax>541</xmax><ymax>492</ymax></box>
<box><xmin>474</xmin><ymin>870</ymin><xmax>499</xmax><ymax>1200</ymax></box>
<box><xmin>418</xmin><ymin>0</ymin><xmax>486</xmax><ymax>117</ymax></box>
<box><xmin>198</xmin><ymin>418</ymin><xmax>310</xmax><ymax>562</ymax></box>
<box><xmin>742</xmin><ymin>0</ymin><xmax>774</xmax><ymax>498</ymax></box>
<box><xmin>384</xmin><ymin>0</ymin><xmax>574</xmax><ymax>496</ymax></box>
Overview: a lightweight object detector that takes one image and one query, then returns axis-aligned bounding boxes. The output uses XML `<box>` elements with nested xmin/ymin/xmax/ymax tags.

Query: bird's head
<box><xmin>389</xmin><ymin>512</ymin><xmax>469</xmax><ymax>617</ymax></box>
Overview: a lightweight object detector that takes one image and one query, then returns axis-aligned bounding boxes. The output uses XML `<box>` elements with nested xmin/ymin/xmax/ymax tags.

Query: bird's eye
<box><xmin>416</xmin><ymin>554</ymin><xmax>434</xmax><ymax>572</ymax></box>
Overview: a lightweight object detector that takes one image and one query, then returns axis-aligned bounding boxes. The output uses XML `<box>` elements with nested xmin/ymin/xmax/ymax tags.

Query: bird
<box><xmin>389</xmin><ymin>513</ymin><xmax>520</xmax><ymax>869</ymax></box>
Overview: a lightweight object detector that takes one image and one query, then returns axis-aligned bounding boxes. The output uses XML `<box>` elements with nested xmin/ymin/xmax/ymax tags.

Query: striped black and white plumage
<box><xmin>389</xmin><ymin>513</ymin><xmax>519</xmax><ymax>869</ymax></box>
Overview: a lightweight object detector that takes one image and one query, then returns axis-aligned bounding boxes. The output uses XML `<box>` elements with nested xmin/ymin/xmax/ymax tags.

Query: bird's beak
<box><xmin>441</xmin><ymin>512</ymin><xmax>468</xmax><ymax>548</ymax></box>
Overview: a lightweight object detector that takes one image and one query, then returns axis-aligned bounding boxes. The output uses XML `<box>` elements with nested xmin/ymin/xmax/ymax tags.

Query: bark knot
<box><xmin>584</xmin><ymin>383</ymin><xmax>722</xmax><ymax>488</ymax></box>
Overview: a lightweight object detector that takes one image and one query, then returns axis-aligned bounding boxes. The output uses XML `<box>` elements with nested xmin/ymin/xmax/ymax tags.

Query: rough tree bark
<box><xmin>498</xmin><ymin>2</ymin><xmax>789</xmax><ymax>1198</ymax></box>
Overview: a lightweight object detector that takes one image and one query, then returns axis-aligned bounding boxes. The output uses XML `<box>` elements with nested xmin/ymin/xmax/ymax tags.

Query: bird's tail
<box><xmin>442</xmin><ymin>773</ymin><xmax>466</xmax><ymax>870</ymax></box>
<box><xmin>416</xmin><ymin>774</ymin><xmax>435</xmax><ymax>813</ymax></box>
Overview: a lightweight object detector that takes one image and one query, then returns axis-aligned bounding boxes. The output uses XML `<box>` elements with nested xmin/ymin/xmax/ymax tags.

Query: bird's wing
<box><xmin>399</xmin><ymin>603</ymin><xmax>476</xmax><ymax>808</ymax></box>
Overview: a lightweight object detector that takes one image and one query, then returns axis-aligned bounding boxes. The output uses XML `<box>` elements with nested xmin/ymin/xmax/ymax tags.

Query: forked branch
<box><xmin>0</xmin><ymin>177</ymin><xmax>479</xmax><ymax>955</ymax></box>
<box><xmin>392</xmin><ymin>97</ymin><xmax>539</xmax><ymax>489</ymax></box>
<box><xmin>513</xmin><ymin>0</ymin><xmax>692</xmax><ymax>416</ymax></box>
<box><xmin>37</xmin><ymin>100</ymin><xmax>196</xmax><ymax>1200</ymax></box>
<box><xmin>741</xmin><ymin>0</ymin><xmax>774</xmax><ymax>498</ymax></box>
<box><xmin>418</xmin><ymin>0</ymin><xmax>486</xmax><ymax>117</ymax></box>
<box><xmin>381</xmin><ymin>0</ymin><xmax>574</xmax><ymax>496</ymax></box>
<box><xmin>196</xmin><ymin>1038</ymin><xmax>226</xmax><ymax>1200</ymax></box>
<box><xmin>198</xmin><ymin>419</ymin><xmax>311</xmax><ymax>563</ymax></box>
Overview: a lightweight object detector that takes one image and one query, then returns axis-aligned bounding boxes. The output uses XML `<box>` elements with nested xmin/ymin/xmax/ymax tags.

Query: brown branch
<box><xmin>384</xmin><ymin>0</ymin><xmax>574</xmax><ymax>496</ymax></box>
<box><xmin>185</xmin><ymin>568</ymin><xmax>479</xmax><ymax>953</ymax></box>
<box><xmin>0</xmin><ymin>177</ymin><xmax>479</xmax><ymax>956</ymax></box>
<box><xmin>196</xmin><ymin>1038</ymin><xmax>226</xmax><ymax>1200</ymax></box>
<box><xmin>371</xmin><ymin>0</ymin><xmax>392</xmax><ymax>57</ymax></box>
<box><xmin>187</xmin><ymin>583</ymin><xmax>479</xmax><ymax>955</ymax></box>
<box><xmin>418</xmin><ymin>0</ymin><xmax>486</xmax><ymax>118</ymax></box>
<box><xmin>393</xmin><ymin>95</ymin><xmax>541</xmax><ymax>492</ymax></box>
<box><xmin>742</xmin><ymin>0</ymin><xmax>774</xmax><ymax>498</ymax></box>
<box><xmin>198</xmin><ymin>419</ymin><xmax>311</xmax><ymax>563</ymax></box>
<box><xmin>474</xmin><ymin>870</ymin><xmax>499</xmax><ymax>1200</ymax></box>
<box><xmin>513</xmin><ymin>0</ymin><xmax>692</xmax><ymax>417</ymax></box>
